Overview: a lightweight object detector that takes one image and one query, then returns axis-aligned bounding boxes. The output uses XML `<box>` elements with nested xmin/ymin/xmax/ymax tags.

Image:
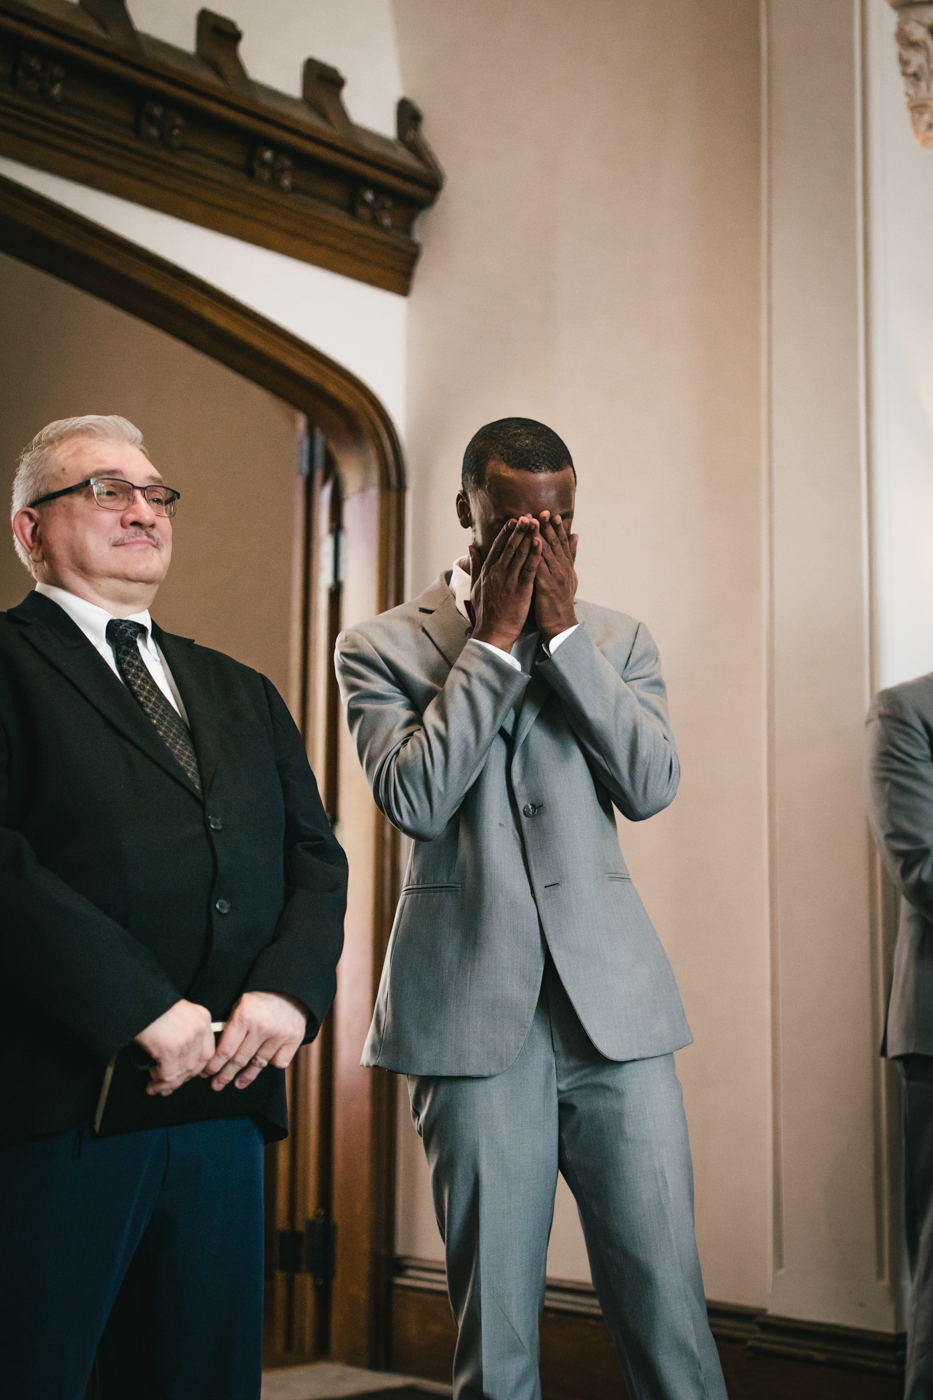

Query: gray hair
<box><xmin>11</xmin><ymin>415</ymin><xmax>149</xmax><ymax>573</ymax></box>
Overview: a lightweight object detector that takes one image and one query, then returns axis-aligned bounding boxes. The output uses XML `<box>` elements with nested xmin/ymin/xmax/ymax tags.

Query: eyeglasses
<box><xmin>29</xmin><ymin>477</ymin><xmax>181</xmax><ymax>517</ymax></box>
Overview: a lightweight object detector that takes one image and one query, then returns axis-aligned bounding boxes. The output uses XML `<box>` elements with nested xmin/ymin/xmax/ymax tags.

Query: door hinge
<box><xmin>306</xmin><ymin>1207</ymin><xmax>337</xmax><ymax>1286</ymax></box>
<box><xmin>276</xmin><ymin>1209</ymin><xmax>337</xmax><ymax>1284</ymax></box>
<box><xmin>277</xmin><ymin>1227</ymin><xmax>305</xmax><ymax>1275</ymax></box>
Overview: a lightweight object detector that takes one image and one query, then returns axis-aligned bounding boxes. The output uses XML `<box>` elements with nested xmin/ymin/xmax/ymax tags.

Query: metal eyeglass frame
<box><xmin>28</xmin><ymin>476</ymin><xmax>181</xmax><ymax>517</ymax></box>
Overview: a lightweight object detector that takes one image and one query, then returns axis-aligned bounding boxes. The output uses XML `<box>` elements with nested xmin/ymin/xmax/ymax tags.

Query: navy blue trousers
<box><xmin>0</xmin><ymin>1116</ymin><xmax>265</xmax><ymax>1400</ymax></box>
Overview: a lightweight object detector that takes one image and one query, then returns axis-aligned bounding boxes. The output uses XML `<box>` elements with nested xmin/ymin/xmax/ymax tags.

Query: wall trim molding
<box><xmin>746</xmin><ymin>1312</ymin><xmax>906</xmax><ymax>1377</ymax></box>
<box><xmin>0</xmin><ymin>0</ymin><xmax>442</xmax><ymax>293</ymax></box>
<box><xmin>393</xmin><ymin>1256</ymin><xmax>906</xmax><ymax>1381</ymax></box>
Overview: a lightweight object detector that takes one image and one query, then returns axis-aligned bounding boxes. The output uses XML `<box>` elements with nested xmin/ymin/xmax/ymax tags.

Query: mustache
<box><xmin>111</xmin><ymin>528</ymin><xmax>162</xmax><ymax>549</ymax></box>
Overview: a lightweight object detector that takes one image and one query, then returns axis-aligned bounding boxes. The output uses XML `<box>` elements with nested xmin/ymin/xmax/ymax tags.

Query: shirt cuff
<box><xmin>469</xmin><ymin>638</ymin><xmax>522</xmax><ymax>672</ymax></box>
<box><xmin>542</xmin><ymin>624</ymin><xmax>579</xmax><ymax>656</ymax></box>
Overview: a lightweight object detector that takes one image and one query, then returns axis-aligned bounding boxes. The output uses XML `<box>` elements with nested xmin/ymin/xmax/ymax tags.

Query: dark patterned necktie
<box><xmin>106</xmin><ymin>618</ymin><xmax>202</xmax><ymax>795</ymax></box>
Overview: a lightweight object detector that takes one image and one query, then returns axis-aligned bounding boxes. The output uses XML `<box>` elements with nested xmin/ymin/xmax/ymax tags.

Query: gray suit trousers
<box><xmin>408</xmin><ymin>960</ymin><xmax>726</xmax><ymax>1400</ymax></box>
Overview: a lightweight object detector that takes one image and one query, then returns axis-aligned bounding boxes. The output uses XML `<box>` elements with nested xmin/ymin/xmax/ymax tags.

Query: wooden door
<box><xmin>264</xmin><ymin>429</ymin><xmax>345</xmax><ymax>1367</ymax></box>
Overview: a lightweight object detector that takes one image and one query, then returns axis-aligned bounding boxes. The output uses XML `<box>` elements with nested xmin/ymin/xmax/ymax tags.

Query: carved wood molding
<box><xmin>0</xmin><ymin>171</ymin><xmax>406</xmax><ymax>499</ymax></box>
<box><xmin>0</xmin><ymin>0</ymin><xmax>443</xmax><ymax>294</ymax></box>
<box><xmin>887</xmin><ymin>0</ymin><xmax>933</xmax><ymax>148</ymax></box>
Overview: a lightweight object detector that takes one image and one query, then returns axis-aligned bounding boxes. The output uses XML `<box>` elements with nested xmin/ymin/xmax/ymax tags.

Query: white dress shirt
<box><xmin>450</xmin><ymin>557</ymin><xmax>578</xmax><ymax>673</ymax></box>
<box><xmin>35</xmin><ymin>582</ymin><xmax>188</xmax><ymax>721</ymax></box>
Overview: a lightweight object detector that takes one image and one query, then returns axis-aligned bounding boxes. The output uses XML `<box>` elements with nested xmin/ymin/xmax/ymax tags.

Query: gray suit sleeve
<box><xmin>536</xmin><ymin>619</ymin><xmax>679</xmax><ymax>820</ymax></box>
<box><xmin>866</xmin><ymin>690</ymin><xmax>933</xmax><ymax>921</ymax></box>
<box><xmin>335</xmin><ymin>630</ymin><xmax>529</xmax><ymax>841</ymax></box>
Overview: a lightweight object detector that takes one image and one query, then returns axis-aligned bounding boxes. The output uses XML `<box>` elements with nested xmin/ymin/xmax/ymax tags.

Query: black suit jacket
<box><xmin>0</xmin><ymin>591</ymin><xmax>347</xmax><ymax>1146</ymax></box>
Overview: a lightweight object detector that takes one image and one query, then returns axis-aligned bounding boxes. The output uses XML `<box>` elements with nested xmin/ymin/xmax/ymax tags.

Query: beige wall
<box><xmin>0</xmin><ymin>253</ymin><xmax>301</xmax><ymax>700</ymax></box>
<box><xmin>391</xmin><ymin>0</ymin><xmax>906</xmax><ymax>1334</ymax></box>
<box><xmin>763</xmin><ymin>0</ymin><xmax>896</xmax><ymax>1329</ymax></box>
<box><xmin>392</xmin><ymin>0</ymin><xmax>770</xmax><ymax>1307</ymax></box>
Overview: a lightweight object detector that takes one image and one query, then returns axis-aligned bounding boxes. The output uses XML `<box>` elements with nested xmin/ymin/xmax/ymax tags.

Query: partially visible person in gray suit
<box><xmin>867</xmin><ymin>676</ymin><xmax>933</xmax><ymax>1400</ymax></box>
<box><xmin>335</xmin><ymin>418</ymin><xmax>727</xmax><ymax>1400</ymax></box>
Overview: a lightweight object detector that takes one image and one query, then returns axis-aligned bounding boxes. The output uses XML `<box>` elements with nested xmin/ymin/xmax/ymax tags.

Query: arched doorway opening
<box><xmin>0</xmin><ymin>171</ymin><xmax>403</xmax><ymax>1371</ymax></box>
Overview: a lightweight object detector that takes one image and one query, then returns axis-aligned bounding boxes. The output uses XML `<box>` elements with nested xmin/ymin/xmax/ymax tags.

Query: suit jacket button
<box><xmin>208</xmin><ymin>815</ymin><xmax>224</xmax><ymax>831</ymax></box>
<box><xmin>215</xmin><ymin>898</ymin><xmax>231</xmax><ymax>914</ymax></box>
<box><xmin>523</xmin><ymin>803</ymin><xmax>538</xmax><ymax>817</ymax></box>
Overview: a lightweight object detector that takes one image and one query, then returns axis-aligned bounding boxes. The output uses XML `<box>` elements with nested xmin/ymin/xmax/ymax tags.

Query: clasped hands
<box><xmin>135</xmin><ymin>990</ymin><xmax>308</xmax><ymax>1098</ymax></box>
<box><xmin>469</xmin><ymin>510</ymin><xmax>578</xmax><ymax>653</ymax></box>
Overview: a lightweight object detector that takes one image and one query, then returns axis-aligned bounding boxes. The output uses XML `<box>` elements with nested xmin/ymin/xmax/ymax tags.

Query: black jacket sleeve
<box><xmin>242</xmin><ymin>678</ymin><xmax>348</xmax><ymax>1034</ymax></box>
<box><xmin>0</xmin><ymin>712</ymin><xmax>182</xmax><ymax>1061</ymax></box>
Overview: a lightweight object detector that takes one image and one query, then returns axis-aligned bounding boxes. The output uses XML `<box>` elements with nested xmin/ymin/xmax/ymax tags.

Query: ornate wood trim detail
<box><xmin>0</xmin><ymin>171</ymin><xmax>405</xmax><ymax>501</ymax></box>
<box><xmin>0</xmin><ymin>0</ymin><xmax>442</xmax><ymax>293</ymax></box>
<box><xmin>887</xmin><ymin>1</ymin><xmax>933</xmax><ymax>149</ymax></box>
<box><xmin>392</xmin><ymin>1256</ymin><xmax>906</xmax><ymax>1388</ymax></box>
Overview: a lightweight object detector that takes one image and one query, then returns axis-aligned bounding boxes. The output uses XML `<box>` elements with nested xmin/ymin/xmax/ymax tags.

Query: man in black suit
<box><xmin>0</xmin><ymin>415</ymin><xmax>347</xmax><ymax>1400</ymax></box>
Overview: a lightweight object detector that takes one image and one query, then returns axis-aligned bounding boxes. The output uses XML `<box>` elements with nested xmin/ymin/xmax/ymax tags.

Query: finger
<box><xmin>483</xmin><ymin>519</ymin><xmax>516</xmax><ymax>572</ymax></box>
<box><xmin>569</xmin><ymin>533</ymin><xmax>578</xmax><ymax>562</ymax></box>
<box><xmin>537</xmin><ymin>516</ymin><xmax>560</xmax><ymax>557</ymax></box>
<box><xmin>211</xmin><ymin>1030</ymin><xmax>264</xmax><ymax>1090</ymax></box>
<box><xmin>519</xmin><ymin>535</ymin><xmax>543</xmax><ymax>578</ymax></box>
<box><xmin>270</xmin><ymin>1037</ymin><xmax>303</xmax><ymax>1071</ymax></box>
<box><xmin>150</xmin><ymin>1032</ymin><xmax>212</xmax><ymax>1092</ymax></box>
<box><xmin>495</xmin><ymin>517</ymin><xmax>531</xmax><ymax>569</ymax></box>
<box><xmin>146</xmin><ymin>1067</ymin><xmax>194</xmax><ymax>1096</ymax></box>
<box><xmin>548</xmin><ymin>515</ymin><xmax>573</xmax><ymax>558</ymax></box>
<box><xmin>204</xmin><ymin>1022</ymin><xmax>248</xmax><ymax>1077</ymax></box>
<box><xmin>510</xmin><ymin>517</ymin><xmax>540</xmax><ymax>557</ymax></box>
<box><xmin>233</xmin><ymin>1046</ymin><xmax>273</xmax><ymax>1089</ymax></box>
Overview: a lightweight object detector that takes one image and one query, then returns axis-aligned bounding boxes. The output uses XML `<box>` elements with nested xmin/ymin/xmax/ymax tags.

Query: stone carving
<box><xmin>888</xmin><ymin>1</ymin><xmax>933</xmax><ymax>147</ymax></box>
<box><xmin>251</xmin><ymin>146</ymin><xmax>293</xmax><ymax>192</ymax></box>
<box><xmin>355</xmin><ymin>187</ymin><xmax>393</xmax><ymax>229</ymax></box>
<box><xmin>15</xmin><ymin>50</ymin><xmax>65</xmax><ymax>104</ymax></box>
<box><xmin>138</xmin><ymin>100</ymin><xmax>186</xmax><ymax>151</ymax></box>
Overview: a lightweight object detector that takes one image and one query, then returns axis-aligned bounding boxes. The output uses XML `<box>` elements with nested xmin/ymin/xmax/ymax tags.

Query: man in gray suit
<box><xmin>867</xmin><ymin>678</ymin><xmax>933</xmax><ymax>1399</ymax></box>
<box><xmin>336</xmin><ymin>418</ymin><xmax>726</xmax><ymax>1400</ymax></box>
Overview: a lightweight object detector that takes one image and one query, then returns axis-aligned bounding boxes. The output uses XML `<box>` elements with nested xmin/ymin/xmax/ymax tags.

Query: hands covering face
<box><xmin>469</xmin><ymin>511</ymin><xmax>578</xmax><ymax>652</ymax></box>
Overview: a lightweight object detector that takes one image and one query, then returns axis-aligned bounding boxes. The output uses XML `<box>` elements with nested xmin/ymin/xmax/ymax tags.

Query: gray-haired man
<box><xmin>0</xmin><ymin>416</ymin><xmax>346</xmax><ymax>1400</ymax></box>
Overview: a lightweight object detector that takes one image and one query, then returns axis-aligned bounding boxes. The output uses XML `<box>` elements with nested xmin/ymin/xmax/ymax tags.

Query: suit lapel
<box><xmin>417</xmin><ymin>575</ymin><xmax>473</xmax><ymax>671</ymax></box>
<box><xmin>11</xmin><ymin>593</ymin><xmax>202</xmax><ymax>798</ymax></box>
<box><xmin>153</xmin><ymin>627</ymin><xmax>221</xmax><ymax>795</ymax></box>
<box><xmin>511</xmin><ymin>664</ymin><xmax>550</xmax><ymax>752</ymax></box>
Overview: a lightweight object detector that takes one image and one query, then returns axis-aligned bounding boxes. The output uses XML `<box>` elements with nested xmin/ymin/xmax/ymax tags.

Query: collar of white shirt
<box><xmin>35</xmin><ymin>581</ymin><xmax>155</xmax><ymax>654</ymax></box>
<box><xmin>33</xmin><ymin>581</ymin><xmax>187</xmax><ymax>719</ymax></box>
<box><xmin>450</xmin><ymin>556</ymin><xmax>473</xmax><ymax>622</ymax></box>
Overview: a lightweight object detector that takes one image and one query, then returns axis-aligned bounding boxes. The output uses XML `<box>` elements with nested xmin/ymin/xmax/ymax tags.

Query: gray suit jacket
<box><xmin>335</xmin><ymin>573</ymin><xmax>692</xmax><ymax>1076</ymax></box>
<box><xmin>866</xmin><ymin>673</ymin><xmax>933</xmax><ymax>1058</ymax></box>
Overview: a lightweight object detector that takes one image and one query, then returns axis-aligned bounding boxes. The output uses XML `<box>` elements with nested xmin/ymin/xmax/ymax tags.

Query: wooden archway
<box><xmin>0</xmin><ymin>172</ymin><xmax>402</xmax><ymax>1370</ymax></box>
